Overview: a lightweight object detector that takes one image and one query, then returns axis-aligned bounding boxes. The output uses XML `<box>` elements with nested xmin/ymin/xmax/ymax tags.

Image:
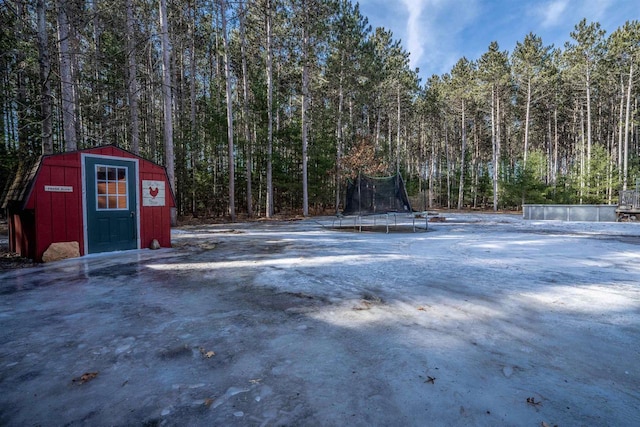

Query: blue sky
<box><xmin>357</xmin><ymin>0</ymin><xmax>638</xmax><ymax>82</ymax></box>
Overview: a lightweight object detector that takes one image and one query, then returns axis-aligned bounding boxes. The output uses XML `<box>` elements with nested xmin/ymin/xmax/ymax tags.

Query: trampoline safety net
<box><xmin>342</xmin><ymin>173</ymin><xmax>412</xmax><ymax>216</ymax></box>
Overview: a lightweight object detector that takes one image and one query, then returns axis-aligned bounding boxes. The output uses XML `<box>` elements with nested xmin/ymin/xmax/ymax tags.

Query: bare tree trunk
<box><xmin>189</xmin><ymin>0</ymin><xmax>197</xmax><ymax>215</ymax></box>
<box><xmin>491</xmin><ymin>86</ymin><xmax>499</xmax><ymax>212</ymax></box>
<box><xmin>265</xmin><ymin>0</ymin><xmax>274</xmax><ymax>217</ymax></box>
<box><xmin>375</xmin><ymin>106</ymin><xmax>380</xmax><ymax>150</ymax></box>
<box><xmin>553</xmin><ymin>107</ymin><xmax>558</xmax><ymax>185</ymax></box>
<box><xmin>607</xmin><ymin>130</ymin><xmax>613</xmax><ymax>204</ymax></box>
<box><xmin>159</xmin><ymin>0</ymin><xmax>176</xmax><ymax>224</ymax></box>
<box><xmin>239</xmin><ymin>0</ymin><xmax>252</xmax><ymax>217</ymax></box>
<box><xmin>418</xmin><ymin>119</ymin><xmax>425</xmax><ymax>210</ymax></box>
<box><xmin>546</xmin><ymin>113</ymin><xmax>551</xmax><ymax>184</ymax></box>
<box><xmin>586</xmin><ymin>70</ymin><xmax>592</xmax><ymax>179</ymax></box>
<box><xmin>301</xmin><ymin>15</ymin><xmax>309</xmax><ymax>217</ymax></box>
<box><xmin>429</xmin><ymin>141</ymin><xmax>435</xmax><ymax>209</ymax></box>
<box><xmin>90</xmin><ymin>0</ymin><xmax>103</xmax><ymax>146</ymax></box>
<box><xmin>623</xmin><ymin>64</ymin><xmax>633</xmax><ymax>190</ymax></box>
<box><xmin>523</xmin><ymin>77</ymin><xmax>531</xmax><ymax>169</ymax></box>
<box><xmin>37</xmin><ymin>0</ymin><xmax>53</xmax><ymax>154</ymax></box>
<box><xmin>57</xmin><ymin>0</ymin><xmax>77</xmax><ymax>151</ymax></box>
<box><xmin>618</xmin><ymin>76</ymin><xmax>624</xmax><ymax>185</ymax></box>
<box><xmin>497</xmin><ymin>94</ymin><xmax>502</xmax><ymax>211</ymax></box>
<box><xmin>335</xmin><ymin>58</ymin><xmax>344</xmax><ymax>214</ymax></box>
<box><xmin>546</xmin><ymin>113</ymin><xmax>552</xmax><ymax>183</ymax></box>
<box><xmin>579</xmin><ymin>103</ymin><xmax>585</xmax><ymax>203</ymax></box>
<box><xmin>472</xmin><ymin>119</ymin><xmax>479</xmax><ymax>208</ymax></box>
<box><xmin>70</xmin><ymin>4</ymin><xmax>82</xmax><ymax>146</ymax></box>
<box><xmin>147</xmin><ymin>45</ymin><xmax>158</xmax><ymax>158</ymax></box>
<box><xmin>15</xmin><ymin>0</ymin><xmax>29</xmax><ymax>154</ymax></box>
<box><xmin>445</xmin><ymin>125</ymin><xmax>451</xmax><ymax>209</ymax></box>
<box><xmin>219</xmin><ymin>0</ymin><xmax>235</xmax><ymax>220</ymax></box>
<box><xmin>457</xmin><ymin>99</ymin><xmax>466</xmax><ymax>209</ymax></box>
<box><xmin>126</xmin><ymin>0</ymin><xmax>140</xmax><ymax>154</ymax></box>
<box><xmin>396</xmin><ymin>86</ymin><xmax>401</xmax><ymax>175</ymax></box>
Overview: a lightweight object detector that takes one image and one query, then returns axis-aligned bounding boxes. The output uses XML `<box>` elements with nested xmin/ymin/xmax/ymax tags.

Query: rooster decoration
<box><xmin>142</xmin><ymin>180</ymin><xmax>165</xmax><ymax>206</ymax></box>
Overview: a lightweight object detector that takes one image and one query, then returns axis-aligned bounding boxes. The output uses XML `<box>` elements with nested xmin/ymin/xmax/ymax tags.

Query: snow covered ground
<box><xmin>1</xmin><ymin>213</ymin><xmax>639</xmax><ymax>426</ymax></box>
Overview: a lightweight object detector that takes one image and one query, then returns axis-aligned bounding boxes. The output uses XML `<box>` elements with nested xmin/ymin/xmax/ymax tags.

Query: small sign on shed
<box><xmin>142</xmin><ymin>180</ymin><xmax>166</xmax><ymax>207</ymax></box>
<box><xmin>2</xmin><ymin>145</ymin><xmax>175</xmax><ymax>262</ymax></box>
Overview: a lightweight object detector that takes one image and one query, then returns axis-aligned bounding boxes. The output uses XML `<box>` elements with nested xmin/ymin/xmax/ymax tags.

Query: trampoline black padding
<box><xmin>343</xmin><ymin>173</ymin><xmax>412</xmax><ymax>216</ymax></box>
<box><xmin>338</xmin><ymin>173</ymin><xmax>427</xmax><ymax>233</ymax></box>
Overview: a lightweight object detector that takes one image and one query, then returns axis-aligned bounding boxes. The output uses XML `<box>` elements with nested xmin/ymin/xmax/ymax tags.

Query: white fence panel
<box><xmin>523</xmin><ymin>205</ymin><xmax>617</xmax><ymax>222</ymax></box>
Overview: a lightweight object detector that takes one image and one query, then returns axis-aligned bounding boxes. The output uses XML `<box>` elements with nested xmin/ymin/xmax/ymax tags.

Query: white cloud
<box><xmin>417</xmin><ymin>0</ymin><xmax>480</xmax><ymax>76</ymax></box>
<box><xmin>578</xmin><ymin>0</ymin><xmax>613</xmax><ymax>21</ymax></box>
<box><xmin>361</xmin><ymin>0</ymin><xmax>629</xmax><ymax>81</ymax></box>
<box><xmin>359</xmin><ymin>0</ymin><xmax>480</xmax><ymax>77</ymax></box>
<box><xmin>537</xmin><ymin>0</ymin><xmax>569</xmax><ymax>28</ymax></box>
<box><xmin>401</xmin><ymin>0</ymin><xmax>427</xmax><ymax>70</ymax></box>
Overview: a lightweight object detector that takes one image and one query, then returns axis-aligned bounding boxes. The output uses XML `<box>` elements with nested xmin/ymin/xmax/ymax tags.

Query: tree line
<box><xmin>1</xmin><ymin>0</ymin><xmax>639</xmax><ymax>219</ymax></box>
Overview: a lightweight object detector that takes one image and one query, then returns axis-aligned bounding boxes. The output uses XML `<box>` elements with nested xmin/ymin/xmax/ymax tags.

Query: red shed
<box><xmin>2</xmin><ymin>145</ymin><xmax>175</xmax><ymax>262</ymax></box>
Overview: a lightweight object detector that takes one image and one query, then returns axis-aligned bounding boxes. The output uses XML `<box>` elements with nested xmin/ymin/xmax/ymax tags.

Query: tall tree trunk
<box><xmin>189</xmin><ymin>0</ymin><xmax>197</xmax><ymax>215</ymax></box>
<box><xmin>70</xmin><ymin>4</ymin><xmax>82</xmax><ymax>146</ymax></box>
<box><xmin>472</xmin><ymin>118</ymin><xmax>479</xmax><ymax>208</ymax></box>
<box><xmin>429</xmin><ymin>140</ymin><xmax>435</xmax><ymax>209</ymax></box>
<box><xmin>418</xmin><ymin>119</ymin><xmax>425</xmax><ymax>210</ymax></box>
<box><xmin>607</xmin><ymin>130</ymin><xmax>613</xmax><ymax>204</ymax></box>
<box><xmin>91</xmin><ymin>0</ymin><xmax>103</xmax><ymax>146</ymax></box>
<box><xmin>579</xmin><ymin>103</ymin><xmax>585</xmax><ymax>203</ymax></box>
<box><xmin>523</xmin><ymin>77</ymin><xmax>531</xmax><ymax>169</ymax></box>
<box><xmin>57</xmin><ymin>0</ymin><xmax>77</xmax><ymax>151</ymax></box>
<box><xmin>491</xmin><ymin>86</ymin><xmax>499</xmax><ymax>212</ymax></box>
<box><xmin>159</xmin><ymin>0</ymin><xmax>176</xmax><ymax>224</ymax></box>
<box><xmin>457</xmin><ymin>99</ymin><xmax>466</xmax><ymax>209</ymax></box>
<box><xmin>265</xmin><ymin>0</ymin><xmax>274</xmax><ymax>217</ymax></box>
<box><xmin>219</xmin><ymin>0</ymin><xmax>235</xmax><ymax>220</ymax></box>
<box><xmin>445</xmin><ymin>125</ymin><xmax>451</xmax><ymax>209</ymax></box>
<box><xmin>36</xmin><ymin>0</ymin><xmax>53</xmax><ymax>154</ymax></box>
<box><xmin>546</xmin><ymin>113</ymin><xmax>552</xmax><ymax>183</ymax></box>
<box><xmin>301</xmin><ymin>19</ymin><xmax>309</xmax><ymax>217</ymax></box>
<box><xmin>126</xmin><ymin>0</ymin><xmax>140</xmax><ymax>154</ymax></box>
<box><xmin>335</xmin><ymin>58</ymin><xmax>344</xmax><ymax>214</ymax></box>
<box><xmin>375</xmin><ymin>105</ymin><xmax>380</xmax><ymax>150</ymax></box>
<box><xmin>396</xmin><ymin>86</ymin><xmax>401</xmax><ymax>175</ymax></box>
<box><xmin>239</xmin><ymin>0</ymin><xmax>252</xmax><ymax>217</ymax></box>
<box><xmin>586</xmin><ymin>70</ymin><xmax>592</xmax><ymax>179</ymax></box>
<box><xmin>16</xmin><ymin>0</ymin><xmax>29</xmax><ymax>154</ymax></box>
<box><xmin>623</xmin><ymin>64</ymin><xmax>633</xmax><ymax>190</ymax></box>
<box><xmin>553</xmin><ymin>107</ymin><xmax>558</xmax><ymax>185</ymax></box>
<box><xmin>618</xmin><ymin>76</ymin><xmax>624</xmax><ymax>184</ymax></box>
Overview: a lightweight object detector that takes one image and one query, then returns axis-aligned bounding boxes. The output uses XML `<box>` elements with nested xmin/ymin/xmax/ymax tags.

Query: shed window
<box><xmin>96</xmin><ymin>165</ymin><xmax>128</xmax><ymax>210</ymax></box>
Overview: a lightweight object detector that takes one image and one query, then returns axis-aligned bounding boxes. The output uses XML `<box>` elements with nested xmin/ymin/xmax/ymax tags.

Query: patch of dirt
<box><xmin>353</xmin><ymin>292</ymin><xmax>385</xmax><ymax>310</ymax></box>
<box><xmin>176</xmin><ymin>214</ymin><xmax>307</xmax><ymax>226</ymax></box>
<box><xmin>0</xmin><ymin>251</ymin><xmax>35</xmax><ymax>270</ymax></box>
<box><xmin>241</xmin><ymin>288</ymin><xmax>329</xmax><ymax>313</ymax></box>
<box><xmin>330</xmin><ymin>225</ymin><xmax>427</xmax><ymax>233</ymax></box>
<box><xmin>0</xmin><ymin>223</ymin><xmax>34</xmax><ymax>270</ymax></box>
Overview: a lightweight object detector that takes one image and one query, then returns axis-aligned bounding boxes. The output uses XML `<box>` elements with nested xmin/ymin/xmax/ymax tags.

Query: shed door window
<box><xmin>95</xmin><ymin>165</ymin><xmax>128</xmax><ymax>210</ymax></box>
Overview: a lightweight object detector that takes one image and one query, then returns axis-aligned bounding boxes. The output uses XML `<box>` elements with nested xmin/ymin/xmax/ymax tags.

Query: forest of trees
<box><xmin>1</xmin><ymin>0</ymin><xmax>639</xmax><ymax>219</ymax></box>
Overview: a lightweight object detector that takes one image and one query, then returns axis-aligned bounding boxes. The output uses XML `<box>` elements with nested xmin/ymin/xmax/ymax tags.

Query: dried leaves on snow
<box><xmin>199</xmin><ymin>347</ymin><xmax>215</xmax><ymax>358</ymax></box>
<box><xmin>527</xmin><ymin>397</ymin><xmax>542</xmax><ymax>406</ymax></box>
<box><xmin>72</xmin><ymin>372</ymin><xmax>98</xmax><ymax>384</ymax></box>
<box><xmin>424</xmin><ymin>376</ymin><xmax>436</xmax><ymax>384</ymax></box>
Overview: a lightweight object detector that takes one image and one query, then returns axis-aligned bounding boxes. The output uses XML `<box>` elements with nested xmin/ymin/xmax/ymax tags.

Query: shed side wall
<box><xmin>26</xmin><ymin>152</ymin><xmax>84</xmax><ymax>261</ymax></box>
<box><xmin>139</xmin><ymin>162</ymin><xmax>173</xmax><ymax>249</ymax></box>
